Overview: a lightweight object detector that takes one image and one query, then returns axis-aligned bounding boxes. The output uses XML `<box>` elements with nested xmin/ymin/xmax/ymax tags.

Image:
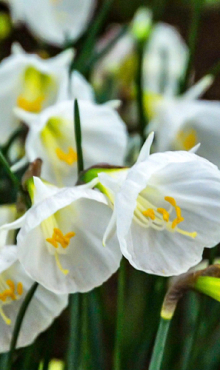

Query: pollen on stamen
<box><xmin>164</xmin><ymin>196</ymin><xmax>176</xmax><ymax>207</ymax></box>
<box><xmin>56</xmin><ymin>147</ymin><xmax>77</xmax><ymax>166</ymax></box>
<box><xmin>142</xmin><ymin>209</ymin><xmax>155</xmax><ymax>220</ymax></box>
<box><xmin>157</xmin><ymin>208</ymin><xmax>169</xmax><ymax>222</ymax></box>
<box><xmin>17</xmin><ymin>282</ymin><xmax>23</xmax><ymax>296</ymax></box>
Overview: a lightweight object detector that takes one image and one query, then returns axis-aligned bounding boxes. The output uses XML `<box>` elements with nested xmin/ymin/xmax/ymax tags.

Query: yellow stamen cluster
<box><xmin>177</xmin><ymin>129</ymin><xmax>197</xmax><ymax>151</ymax></box>
<box><xmin>142</xmin><ymin>196</ymin><xmax>197</xmax><ymax>238</ymax></box>
<box><xmin>0</xmin><ymin>280</ymin><xmax>23</xmax><ymax>325</ymax></box>
<box><xmin>17</xmin><ymin>95</ymin><xmax>45</xmax><ymax>113</ymax></box>
<box><xmin>46</xmin><ymin>228</ymin><xmax>75</xmax><ymax>249</ymax></box>
<box><xmin>55</xmin><ymin>147</ymin><xmax>77</xmax><ymax>165</ymax></box>
<box><xmin>0</xmin><ymin>280</ymin><xmax>23</xmax><ymax>302</ymax></box>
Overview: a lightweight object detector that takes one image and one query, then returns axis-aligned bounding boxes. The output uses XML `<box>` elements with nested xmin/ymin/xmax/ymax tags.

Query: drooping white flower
<box><xmin>1</xmin><ymin>177</ymin><xmax>122</xmax><ymax>294</ymax></box>
<box><xmin>0</xmin><ymin>245</ymin><xmax>68</xmax><ymax>353</ymax></box>
<box><xmin>6</xmin><ymin>0</ymin><xmax>96</xmax><ymax>46</ymax></box>
<box><xmin>0</xmin><ymin>44</ymin><xmax>94</xmax><ymax>146</ymax></box>
<box><xmin>150</xmin><ymin>99</ymin><xmax>220</xmax><ymax>169</ymax></box>
<box><xmin>143</xmin><ymin>23</ymin><xmax>188</xmax><ymax>98</ymax></box>
<box><xmin>15</xmin><ymin>100</ymin><xmax>128</xmax><ymax>186</ymax></box>
<box><xmin>86</xmin><ymin>133</ymin><xmax>220</xmax><ymax>276</ymax></box>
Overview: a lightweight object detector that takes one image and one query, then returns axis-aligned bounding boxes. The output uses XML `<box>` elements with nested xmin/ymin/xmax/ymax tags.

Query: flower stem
<box><xmin>66</xmin><ymin>293</ymin><xmax>81</xmax><ymax>370</ymax></box>
<box><xmin>6</xmin><ymin>282</ymin><xmax>38</xmax><ymax>370</ymax></box>
<box><xmin>74</xmin><ymin>99</ymin><xmax>84</xmax><ymax>175</ymax></box>
<box><xmin>148</xmin><ymin>317</ymin><xmax>171</xmax><ymax>370</ymax></box>
<box><xmin>0</xmin><ymin>149</ymin><xmax>20</xmax><ymax>189</ymax></box>
<box><xmin>72</xmin><ymin>0</ymin><xmax>114</xmax><ymax>73</ymax></box>
<box><xmin>113</xmin><ymin>259</ymin><xmax>126</xmax><ymax>370</ymax></box>
<box><xmin>136</xmin><ymin>40</ymin><xmax>148</xmax><ymax>146</ymax></box>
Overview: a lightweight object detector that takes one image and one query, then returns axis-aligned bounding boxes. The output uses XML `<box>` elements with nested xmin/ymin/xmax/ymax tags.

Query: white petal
<box><xmin>17</xmin><ymin>187</ymin><xmax>121</xmax><ymax>293</ymax></box>
<box><xmin>0</xmin><ymin>258</ymin><xmax>68</xmax><ymax>352</ymax></box>
<box><xmin>136</xmin><ymin>132</ymin><xmax>154</xmax><ymax>163</ymax></box>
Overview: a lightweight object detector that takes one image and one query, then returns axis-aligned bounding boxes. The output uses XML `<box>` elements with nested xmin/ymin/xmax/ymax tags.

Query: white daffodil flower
<box><xmin>88</xmin><ymin>133</ymin><xmax>220</xmax><ymax>276</ymax></box>
<box><xmin>0</xmin><ymin>43</ymin><xmax>95</xmax><ymax>146</ymax></box>
<box><xmin>6</xmin><ymin>0</ymin><xmax>96</xmax><ymax>46</ymax></box>
<box><xmin>150</xmin><ymin>99</ymin><xmax>220</xmax><ymax>169</ymax></box>
<box><xmin>143</xmin><ymin>23</ymin><xmax>188</xmax><ymax>98</ymax></box>
<box><xmin>15</xmin><ymin>100</ymin><xmax>128</xmax><ymax>187</ymax></box>
<box><xmin>0</xmin><ymin>45</ymin><xmax>73</xmax><ymax>145</ymax></box>
<box><xmin>0</xmin><ymin>245</ymin><xmax>68</xmax><ymax>352</ymax></box>
<box><xmin>1</xmin><ymin>177</ymin><xmax>122</xmax><ymax>294</ymax></box>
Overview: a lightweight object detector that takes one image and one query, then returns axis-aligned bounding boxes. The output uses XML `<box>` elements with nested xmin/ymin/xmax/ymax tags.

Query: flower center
<box><xmin>0</xmin><ymin>277</ymin><xmax>23</xmax><ymax>325</ymax></box>
<box><xmin>55</xmin><ymin>147</ymin><xmax>77</xmax><ymax>165</ymax></box>
<box><xmin>41</xmin><ymin>215</ymin><xmax>75</xmax><ymax>275</ymax></box>
<box><xmin>176</xmin><ymin>128</ymin><xmax>197</xmax><ymax>151</ymax></box>
<box><xmin>134</xmin><ymin>194</ymin><xmax>197</xmax><ymax>238</ymax></box>
<box><xmin>17</xmin><ymin>66</ymin><xmax>55</xmax><ymax>113</ymax></box>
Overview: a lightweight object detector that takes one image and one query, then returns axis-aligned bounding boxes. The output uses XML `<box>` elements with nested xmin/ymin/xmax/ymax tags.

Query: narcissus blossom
<box><xmin>86</xmin><ymin>133</ymin><xmax>220</xmax><ymax>276</ymax></box>
<box><xmin>6</xmin><ymin>0</ymin><xmax>96</xmax><ymax>46</ymax></box>
<box><xmin>0</xmin><ymin>44</ymin><xmax>93</xmax><ymax>146</ymax></box>
<box><xmin>15</xmin><ymin>100</ymin><xmax>128</xmax><ymax>186</ymax></box>
<box><xmin>150</xmin><ymin>99</ymin><xmax>220</xmax><ymax>169</ymax></box>
<box><xmin>1</xmin><ymin>177</ymin><xmax>122</xmax><ymax>294</ymax></box>
<box><xmin>0</xmin><ymin>246</ymin><xmax>68</xmax><ymax>352</ymax></box>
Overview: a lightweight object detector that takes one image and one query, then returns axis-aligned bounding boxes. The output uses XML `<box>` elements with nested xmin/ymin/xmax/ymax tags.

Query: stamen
<box><xmin>177</xmin><ymin>129</ymin><xmax>197</xmax><ymax>151</ymax></box>
<box><xmin>157</xmin><ymin>208</ymin><xmax>169</xmax><ymax>222</ymax></box>
<box><xmin>17</xmin><ymin>282</ymin><xmax>23</xmax><ymax>296</ymax></box>
<box><xmin>164</xmin><ymin>196</ymin><xmax>176</xmax><ymax>207</ymax></box>
<box><xmin>47</xmin><ymin>228</ymin><xmax>75</xmax><ymax>250</ymax></box>
<box><xmin>17</xmin><ymin>95</ymin><xmax>45</xmax><ymax>113</ymax></box>
<box><xmin>0</xmin><ymin>307</ymin><xmax>11</xmax><ymax>325</ymax></box>
<box><xmin>171</xmin><ymin>206</ymin><xmax>185</xmax><ymax>229</ymax></box>
<box><xmin>55</xmin><ymin>147</ymin><xmax>77</xmax><ymax>165</ymax></box>
<box><xmin>143</xmin><ymin>209</ymin><xmax>155</xmax><ymax>220</ymax></box>
<box><xmin>55</xmin><ymin>252</ymin><xmax>69</xmax><ymax>275</ymax></box>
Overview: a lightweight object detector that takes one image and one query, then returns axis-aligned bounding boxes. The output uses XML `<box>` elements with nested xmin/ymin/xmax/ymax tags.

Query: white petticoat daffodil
<box><xmin>0</xmin><ymin>44</ymin><xmax>73</xmax><ymax>145</ymax></box>
<box><xmin>6</xmin><ymin>0</ymin><xmax>96</xmax><ymax>46</ymax></box>
<box><xmin>88</xmin><ymin>133</ymin><xmax>220</xmax><ymax>276</ymax></box>
<box><xmin>150</xmin><ymin>99</ymin><xmax>220</xmax><ymax>169</ymax></box>
<box><xmin>0</xmin><ymin>246</ymin><xmax>68</xmax><ymax>352</ymax></box>
<box><xmin>15</xmin><ymin>100</ymin><xmax>128</xmax><ymax>187</ymax></box>
<box><xmin>1</xmin><ymin>177</ymin><xmax>122</xmax><ymax>294</ymax></box>
<box><xmin>0</xmin><ymin>43</ymin><xmax>94</xmax><ymax>146</ymax></box>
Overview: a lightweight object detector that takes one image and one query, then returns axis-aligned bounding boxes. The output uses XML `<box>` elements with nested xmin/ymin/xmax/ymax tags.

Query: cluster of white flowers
<box><xmin>0</xmin><ymin>0</ymin><xmax>220</xmax><ymax>358</ymax></box>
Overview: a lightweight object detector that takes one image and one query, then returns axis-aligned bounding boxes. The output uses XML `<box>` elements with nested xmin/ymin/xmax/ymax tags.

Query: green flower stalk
<box><xmin>149</xmin><ymin>264</ymin><xmax>220</xmax><ymax>370</ymax></box>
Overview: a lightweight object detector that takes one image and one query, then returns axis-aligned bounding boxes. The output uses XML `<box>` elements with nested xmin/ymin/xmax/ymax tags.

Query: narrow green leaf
<box><xmin>72</xmin><ymin>0</ymin><xmax>114</xmax><ymax>73</ymax></box>
<box><xmin>74</xmin><ymin>100</ymin><xmax>84</xmax><ymax>175</ymax></box>
<box><xmin>6</xmin><ymin>282</ymin><xmax>38</xmax><ymax>370</ymax></box>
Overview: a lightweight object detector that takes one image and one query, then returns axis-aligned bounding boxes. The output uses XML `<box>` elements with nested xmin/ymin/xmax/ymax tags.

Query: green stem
<box><xmin>113</xmin><ymin>259</ymin><xmax>126</xmax><ymax>370</ymax></box>
<box><xmin>136</xmin><ymin>40</ymin><xmax>148</xmax><ymax>146</ymax></box>
<box><xmin>6</xmin><ymin>282</ymin><xmax>38</xmax><ymax>370</ymax></box>
<box><xmin>74</xmin><ymin>100</ymin><xmax>84</xmax><ymax>175</ymax></box>
<box><xmin>72</xmin><ymin>0</ymin><xmax>114</xmax><ymax>73</ymax></box>
<box><xmin>66</xmin><ymin>294</ymin><xmax>81</xmax><ymax>370</ymax></box>
<box><xmin>79</xmin><ymin>294</ymin><xmax>91</xmax><ymax>368</ymax></box>
<box><xmin>0</xmin><ymin>150</ymin><xmax>20</xmax><ymax>189</ymax></box>
<box><xmin>1</xmin><ymin>127</ymin><xmax>26</xmax><ymax>155</ymax></box>
<box><xmin>148</xmin><ymin>317</ymin><xmax>171</xmax><ymax>370</ymax></box>
<box><xmin>181</xmin><ymin>294</ymin><xmax>205</xmax><ymax>370</ymax></box>
<box><xmin>179</xmin><ymin>0</ymin><xmax>205</xmax><ymax>93</ymax></box>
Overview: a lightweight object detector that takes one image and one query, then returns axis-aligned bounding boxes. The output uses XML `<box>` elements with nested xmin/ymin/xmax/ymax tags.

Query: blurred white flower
<box><xmin>87</xmin><ymin>133</ymin><xmax>220</xmax><ymax>276</ymax></box>
<box><xmin>5</xmin><ymin>0</ymin><xmax>96</xmax><ymax>46</ymax></box>
<box><xmin>1</xmin><ymin>177</ymin><xmax>122</xmax><ymax>294</ymax></box>
<box><xmin>0</xmin><ymin>245</ymin><xmax>68</xmax><ymax>353</ymax></box>
<box><xmin>150</xmin><ymin>99</ymin><xmax>220</xmax><ymax>169</ymax></box>
<box><xmin>15</xmin><ymin>100</ymin><xmax>128</xmax><ymax>187</ymax></box>
<box><xmin>0</xmin><ymin>44</ymin><xmax>95</xmax><ymax>146</ymax></box>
